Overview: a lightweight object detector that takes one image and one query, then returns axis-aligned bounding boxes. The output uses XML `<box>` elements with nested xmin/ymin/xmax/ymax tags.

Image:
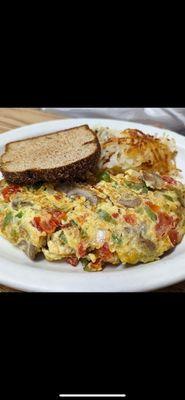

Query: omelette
<box><xmin>0</xmin><ymin>169</ymin><xmax>185</xmax><ymax>271</ymax></box>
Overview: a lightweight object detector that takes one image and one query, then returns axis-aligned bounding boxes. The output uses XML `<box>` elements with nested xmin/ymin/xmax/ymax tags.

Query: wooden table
<box><xmin>0</xmin><ymin>108</ymin><xmax>184</xmax><ymax>292</ymax></box>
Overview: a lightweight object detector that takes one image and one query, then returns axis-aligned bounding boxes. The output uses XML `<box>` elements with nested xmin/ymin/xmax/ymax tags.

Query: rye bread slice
<box><xmin>0</xmin><ymin>125</ymin><xmax>101</xmax><ymax>185</ymax></box>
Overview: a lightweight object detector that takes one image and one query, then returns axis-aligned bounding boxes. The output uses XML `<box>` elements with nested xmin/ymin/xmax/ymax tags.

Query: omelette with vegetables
<box><xmin>0</xmin><ymin>169</ymin><xmax>185</xmax><ymax>271</ymax></box>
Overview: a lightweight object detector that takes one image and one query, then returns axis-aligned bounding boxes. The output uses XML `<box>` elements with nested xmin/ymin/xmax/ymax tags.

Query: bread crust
<box><xmin>0</xmin><ymin>125</ymin><xmax>101</xmax><ymax>185</ymax></box>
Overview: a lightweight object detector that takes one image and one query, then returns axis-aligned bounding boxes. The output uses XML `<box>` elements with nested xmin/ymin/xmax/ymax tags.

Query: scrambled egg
<box><xmin>0</xmin><ymin>169</ymin><xmax>185</xmax><ymax>271</ymax></box>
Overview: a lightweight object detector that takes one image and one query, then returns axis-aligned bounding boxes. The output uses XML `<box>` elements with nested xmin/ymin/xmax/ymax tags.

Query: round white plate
<box><xmin>0</xmin><ymin>118</ymin><xmax>185</xmax><ymax>292</ymax></box>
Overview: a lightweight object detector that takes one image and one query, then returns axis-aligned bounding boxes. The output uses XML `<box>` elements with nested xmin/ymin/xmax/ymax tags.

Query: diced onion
<box><xmin>96</xmin><ymin>229</ymin><xmax>106</xmax><ymax>244</ymax></box>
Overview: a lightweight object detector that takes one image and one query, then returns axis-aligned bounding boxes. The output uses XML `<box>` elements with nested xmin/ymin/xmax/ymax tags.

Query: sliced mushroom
<box><xmin>140</xmin><ymin>235</ymin><xmax>156</xmax><ymax>251</ymax></box>
<box><xmin>118</xmin><ymin>197</ymin><xmax>141</xmax><ymax>208</ymax></box>
<box><xmin>123</xmin><ymin>223</ymin><xmax>147</xmax><ymax>236</ymax></box>
<box><xmin>138</xmin><ymin>223</ymin><xmax>147</xmax><ymax>235</ymax></box>
<box><xmin>55</xmin><ymin>183</ymin><xmax>99</xmax><ymax>205</ymax></box>
<box><xmin>142</xmin><ymin>171</ymin><xmax>164</xmax><ymax>189</ymax></box>
<box><xmin>123</xmin><ymin>226</ymin><xmax>132</xmax><ymax>234</ymax></box>
<box><xmin>66</xmin><ymin>188</ymin><xmax>98</xmax><ymax>205</ymax></box>
<box><xmin>18</xmin><ymin>240</ymin><xmax>38</xmax><ymax>260</ymax></box>
<box><xmin>12</xmin><ymin>198</ymin><xmax>33</xmax><ymax>209</ymax></box>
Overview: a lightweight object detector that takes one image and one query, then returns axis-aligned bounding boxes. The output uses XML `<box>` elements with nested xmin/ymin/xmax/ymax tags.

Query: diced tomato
<box><xmin>99</xmin><ymin>242</ymin><xmax>112</xmax><ymax>261</ymax></box>
<box><xmin>124</xmin><ymin>214</ymin><xmax>136</xmax><ymax>225</ymax></box>
<box><xmin>32</xmin><ymin>216</ymin><xmax>57</xmax><ymax>234</ymax></box>
<box><xmin>145</xmin><ymin>201</ymin><xmax>160</xmax><ymax>212</ymax></box>
<box><xmin>77</xmin><ymin>242</ymin><xmax>86</xmax><ymax>258</ymax></box>
<box><xmin>66</xmin><ymin>256</ymin><xmax>79</xmax><ymax>266</ymax></box>
<box><xmin>50</xmin><ymin>210</ymin><xmax>67</xmax><ymax>223</ymax></box>
<box><xmin>168</xmin><ymin>229</ymin><xmax>179</xmax><ymax>246</ymax></box>
<box><xmin>54</xmin><ymin>194</ymin><xmax>62</xmax><ymax>200</ymax></box>
<box><xmin>155</xmin><ymin>212</ymin><xmax>176</xmax><ymax>236</ymax></box>
<box><xmin>112</xmin><ymin>213</ymin><xmax>119</xmax><ymax>218</ymax></box>
<box><xmin>40</xmin><ymin>219</ymin><xmax>57</xmax><ymax>234</ymax></box>
<box><xmin>2</xmin><ymin>184</ymin><xmax>21</xmax><ymax>202</ymax></box>
<box><xmin>32</xmin><ymin>216</ymin><xmax>42</xmax><ymax>231</ymax></box>
<box><xmin>162</xmin><ymin>176</ymin><xmax>177</xmax><ymax>185</ymax></box>
<box><xmin>2</xmin><ymin>189</ymin><xmax>10</xmax><ymax>202</ymax></box>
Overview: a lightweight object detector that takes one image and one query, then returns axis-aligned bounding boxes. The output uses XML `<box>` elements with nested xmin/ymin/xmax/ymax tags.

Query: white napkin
<box><xmin>42</xmin><ymin>108</ymin><xmax>185</xmax><ymax>134</ymax></box>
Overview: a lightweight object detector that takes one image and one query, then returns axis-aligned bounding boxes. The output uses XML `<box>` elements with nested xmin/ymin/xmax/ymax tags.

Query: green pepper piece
<box><xmin>59</xmin><ymin>231</ymin><xmax>67</xmax><ymax>244</ymax></box>
<box><xmin>112</xmin><ymin>233</ymin><xmax>122</xmax><ymax>245</ymax></box>
<box><xmin>71</xmin><ymin>219</ymin><xmax>78</xmax><ymax>226</ymax></box>
<box><xmin>164</xmin><ymin>194</ymin><xmax>174</xmax><ymax>202</ymax></box>
<box><xmin>3</xmin><ymin>211</ymin><xmax>13</xmax><ymax>228</ymax></box>
<box><xmin>144</xmin><ymin>206</ymin><xmax>157</xmax><ymax>221</ymax></box>
<box><xmin>125</xmin><ymin>181</ymin><xmax>148</xmax><ymax>193</ymax></box>
<box><xmin>81</xmin><ymin>258</ymin><xmax>89</xmax><ymax>267</ymax></box>
<box><xmin>80</xmin><ymin>228</ymin><xmax>88</xmax><ymax>239</ymax></box>
<box><xmin>16</xmin><ymin>211</ymin><xmax>23</xmax><ymax>218</ymax></box>
<box><xmin>99</xmin><ymin>171</ymin><xmax>111</xmax><ymax>182</ymax></box>
<box><xmin>136</xmin><ymin>207</ymin><xmax>144</xmax><ymax>214</ymax></box>
<box><xmin>97</xmin><ymin>209</ymin><xmax>115</xmax><ymax>224</ymax></box>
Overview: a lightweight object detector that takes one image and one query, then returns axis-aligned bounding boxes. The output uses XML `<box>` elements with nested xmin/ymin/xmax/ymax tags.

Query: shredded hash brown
<box><xmin>95</xmin><ymin>127</ymin><xmax>178</xmax><ymax>176</ymax></box>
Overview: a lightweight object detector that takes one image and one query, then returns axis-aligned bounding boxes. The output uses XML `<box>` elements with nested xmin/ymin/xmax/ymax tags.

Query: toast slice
<box><xmin>0</xmin><ymin>125</ymin><xmax>101</xmax><ymax>185</ymax></box>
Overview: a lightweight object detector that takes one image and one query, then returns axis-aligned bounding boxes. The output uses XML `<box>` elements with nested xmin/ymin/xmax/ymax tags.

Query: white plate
<box><xmin>0</xmin><ymin>118</ymin><xmax>185</xmax><ymax>292</ymax></box>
